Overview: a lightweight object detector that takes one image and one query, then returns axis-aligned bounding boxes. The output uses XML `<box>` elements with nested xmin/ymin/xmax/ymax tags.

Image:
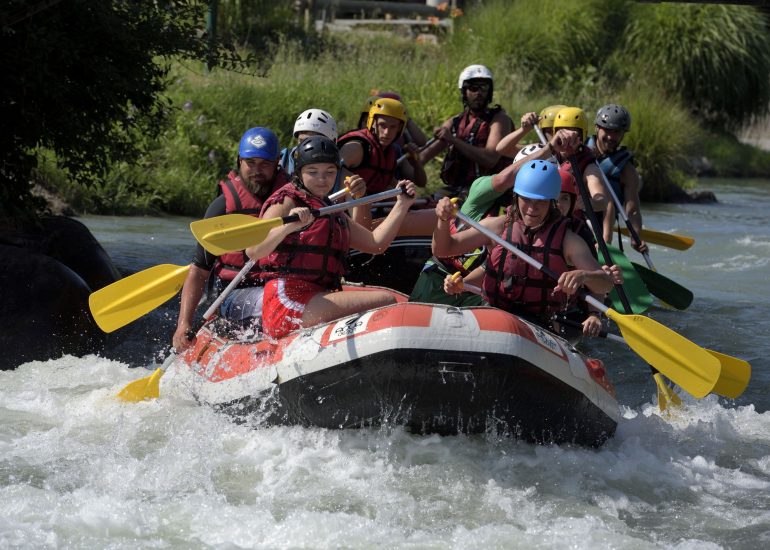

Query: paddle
<box><xmin>553</xmin><ymin>315</ymin><xmax>750</xmax><ymax>400</ymax></box>
<box><xmin>116</xmin><ymin>259</ymin><xmax>256</xmax><ymax>402</ymax></box>
<box><xmin>453</xmin><ymin>209</ymin><xmax>721</xmax><ymax>399</ymax></box>
<box><xmin>595</xmin><ymin>166</ymin><xmax>748</xmax><ymax>395</ymax></box>
<box><xmin>597</xmin><ymin>244</ymin><xmax>653</xmax><ymax>314</ymax></box>
<box><xmin>597</xmin><ymin>167</ymin><xmax>693</xmax><ymax>310</ymax></box>
<box><xmin>631</xmin><ymin>261</ymin><xmax>694</xmax><ymax>310</ymax></box>
<box><xmin>615</xmin><ymin>226</ymin><xmax>694</xmax><ymax>251</ymax></box>
<box><xmin>397</xmin><ymin>137</ymin><xmax>436</xmax><ymax>165</ymax></box>
<box><xmin>567</xmin><ymin>154</ymin><xmax>680</xmax><ymax>407</ymax></box>
<box><xmin>89</xmin><ymin>263</ymin><xmax>190</xmax><ymax>333</ymax></box>
<box><xmin>553</xmin><ymin>315</ymin><xmax>681</xmax><ymax>409</ymax></box>
<box><xmin>191</xmin><ymin>187</ymin><xmax>406</xmax><ymax>256</ymax></box>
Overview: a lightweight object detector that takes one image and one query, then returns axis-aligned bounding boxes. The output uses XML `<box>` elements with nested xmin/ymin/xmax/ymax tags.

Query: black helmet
<box><xmin>292</xmin><ymin>136</ymin><xmax>340</xmax><ymax>171</ymax></box>
<box><xmin>595</xmin><ymin>104</ymin><xmax>631</xmax><ymax>132</ymax></box>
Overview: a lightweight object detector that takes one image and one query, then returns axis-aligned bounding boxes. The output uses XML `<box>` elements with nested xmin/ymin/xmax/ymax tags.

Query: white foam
<box><xmin>1</xmin><ymin>357</ymin><xmax>769</xmax><ymax>548</ymax></box>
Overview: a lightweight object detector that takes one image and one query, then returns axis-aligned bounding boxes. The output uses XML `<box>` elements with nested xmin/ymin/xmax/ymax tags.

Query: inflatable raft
<box><xmin>167</xmin><ymin>288</ymin><xmax>619</xmax><ymax>447</ymax></box>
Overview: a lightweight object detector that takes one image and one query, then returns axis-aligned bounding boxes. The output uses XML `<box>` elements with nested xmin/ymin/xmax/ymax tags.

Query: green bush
<box><xmin>701</xmin><ymin>132</ymin><xmax>770</xmax><ymax>177</ymax></box>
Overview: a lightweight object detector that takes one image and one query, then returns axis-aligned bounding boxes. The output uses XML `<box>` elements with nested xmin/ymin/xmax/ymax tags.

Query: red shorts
<box><xmin>261</xmin><ymin>279</ymin><xmax>325</xmax><ymax>339</ymax></box>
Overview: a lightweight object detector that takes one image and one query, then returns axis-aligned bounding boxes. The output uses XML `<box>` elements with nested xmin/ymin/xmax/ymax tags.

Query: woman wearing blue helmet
<box><xmin>432</xmin><ymin>160</ymin><xmax>613</xmax><ymax>338</ymax></box>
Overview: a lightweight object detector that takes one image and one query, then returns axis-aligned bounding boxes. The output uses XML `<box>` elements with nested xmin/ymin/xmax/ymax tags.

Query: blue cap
<box><xmin>238</xmin><ymin>127</ymin><xmax>279</xmax><ymax>160</ymax></box>
<box><xmin>514</xmin><ymin>160</ymin><xmax>561</xmax><ymax>200</ymax></box>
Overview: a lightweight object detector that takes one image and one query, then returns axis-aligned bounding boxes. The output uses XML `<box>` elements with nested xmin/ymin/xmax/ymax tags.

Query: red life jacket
<box><xmin>559</xmin><ymin>146</ymin><xmax>596</xmax><ymax>182</ymax></box>
<box><xmin>482</xmin><ymin>212</ymin><xmax>573</xmax><ymax>317</ymax></box>
<box><xmin>258</xmin><ymin>183</ymin><xmax>350</xmax><ymax>289</ymax></box>
<box><xmin>338</xmin><ymin>128</ymin><xmax>398</xmax><ymax>195</ymax></box>
<box><xmin>440</xmin><ymin>106</ymin><xmax>512</xmax><ymax>191</ymax></box>
<box><xmin>212</xmin><ymin>169</ymin><xmax>289</xmax><ymax>282</ymax></box>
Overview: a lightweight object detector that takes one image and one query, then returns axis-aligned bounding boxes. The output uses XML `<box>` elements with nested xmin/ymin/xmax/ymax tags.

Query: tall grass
<box><xmin>449</xmin><ymin>0</ymin><xmax>630</xmax><ymax>94</ymax></box>
<box><xmin>623</xmin><ymin>3</ymin><xmax>770</xmax><ymax>130</ymax></box>
<box><xmin>40</xmin><ymin>0</ymin><xmax>769</xmax><ymax>215</ymax></box>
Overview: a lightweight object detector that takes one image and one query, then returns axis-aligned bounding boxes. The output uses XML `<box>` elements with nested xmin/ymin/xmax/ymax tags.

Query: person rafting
<box><xmin>357</xmin><ymin>91</ymin><xmax>429</xmax><ymax>149</ymax></box>
<box><xmin>279</xmin><ymin>108</ymin><xmax>338</xmax><ymax>176</ymax></box>
<box><xmin>537</xmin><ymin>104</ymin><xmax>567</xmax><ymax>141</ymax></box>
<box><xmin>409</xmin><ymin>129</ymin><xmax>579</xmax><ymax>306</ymax></box>
<box><xmin>246</xmin><ymin>136</ymin><xmax>417</xmax><ymax>339</ymax></box>
<box><xmin>434</xmin><ymin>159</ymin><xmax>613</xmax><ymax>338</ymax></box>
<box><xmin>172</xmin><ymin>127</ymin><xmax>289</xmax><ymax>352</ymax></box>
<box><xmin>338</xmin><ymin>97</ymin><xmax>426</xmax><ymax>228</ymax></box>
<box><xmin>587</xmin><ymin>103</ymin><xmax>648</xmax><ymax>254</ymax></box>
<box><xmin>419</xmin><ymin>64</ymin><xmax>513</xmax><ymax>199</ymax></box>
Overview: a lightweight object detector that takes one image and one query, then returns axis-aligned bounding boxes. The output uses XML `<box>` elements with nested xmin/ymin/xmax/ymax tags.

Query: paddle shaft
<box><xmin>177</xmin><ymin>259</ymin><xmax>257</xmax><ymax>364</ymax></box>
<box><xmin>397</xmin><ymin>137</ymin><xmax>436</xmax><ymax>165</ymax></box>
<box><xmin>568</xmin><ymin>154</ymin><xmax>635</xmax><ymax>314</ymax></box>
<box><xmin>281</xmin><ymin>187</ymin><xmax>405</xmax><ymax>226</ymax></box>
<box><xmin>534</xmin><ymin>124</ymin><xmax>548</xmax><ymax>146</ymax></box>
<box><xmin>596</xmin><ymin>165</ymin><xmax>656</xmax><ymax>270</ymax></box>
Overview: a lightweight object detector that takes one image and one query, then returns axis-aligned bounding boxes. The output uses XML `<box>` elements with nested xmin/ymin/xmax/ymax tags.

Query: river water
<box><xmin>1</xmin><ymin>178</ymin><xmax>768</xmax><ymax>548</ymax></box>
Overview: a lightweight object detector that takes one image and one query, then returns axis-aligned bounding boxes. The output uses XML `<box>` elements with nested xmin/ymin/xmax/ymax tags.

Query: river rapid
<box><xmin>1</xmin><ymin>178</ymin><xmax>768</xmax><ymax>549</ymax></box>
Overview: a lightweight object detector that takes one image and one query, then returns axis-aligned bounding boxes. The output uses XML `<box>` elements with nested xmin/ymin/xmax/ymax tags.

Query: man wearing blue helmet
<box><xmin>172</xmin><ymin>127</ymin><xmax>289</xmax><ymax>352</ymax></box>
<box><xmin>433</xmin><ymin>160</ymin><xmax>613</xmax><ymax>338</ymax></box>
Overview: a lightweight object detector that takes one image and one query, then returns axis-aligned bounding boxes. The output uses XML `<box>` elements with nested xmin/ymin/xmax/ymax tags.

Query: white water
<box><xmin>2</xmin><ymin>179</ymin><xmax>769</xmax><ymax>548</ymax></box>
<box><xmin>2</xmin><ymin>357</ymin><xmax>769</xmax><ymax>549</ymax></box>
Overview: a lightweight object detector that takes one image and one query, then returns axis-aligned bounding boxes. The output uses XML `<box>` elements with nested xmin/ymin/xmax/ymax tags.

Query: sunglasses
<box><xmin>465</xmin><ymin>83</ymin><xmax>490</xmax><ymax>93</ymax></box>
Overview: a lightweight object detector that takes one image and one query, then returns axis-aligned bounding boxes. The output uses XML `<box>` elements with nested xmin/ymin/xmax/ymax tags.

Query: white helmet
<box><xmin>513</xmin><ymin>143</ymin><xmax>556</xmax><ymax>164</ymax></box>
<box><xmin>293</xmin><ymin>109</ymin><xmax>338</xmax><ymax>141</ymax></box>
<box><xmin>458</xmin><ymin>64</ymin><xmax>494</xmax><ymax>89</ymax></box>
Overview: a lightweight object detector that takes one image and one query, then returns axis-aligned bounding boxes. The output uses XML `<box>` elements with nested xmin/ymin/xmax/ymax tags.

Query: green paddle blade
<box><xmin>605</xmin><ymin>308</ymin><xmax>721</xmax><ymax>398</ymax></box>
<box><xmin>631</xmin><ymin>261</ymin><xmax>694</xmax><ymax>310</ymax></box>
<box><xmin>191</xmin><ymin>213</ymin><xmax>285</xmax><ymax>255</ymax></box>
<box><xmin>617</xmin><ymin>226</ymin><xmax>694</xmax><ymax>251</ymax></box>
<box><xmin>88</xmin><ymin>264</ymin><xmax>190</xmax><ymax>333</ymax></box>
<box><xmin>598</xmin><ymin>244</ymin><xmax>653</xmax><ymax>314</ymax></box>
<box><xmin>117</xmin><ymin>367</ymin><xmax>163</xmax><ymax>402</ymax></box>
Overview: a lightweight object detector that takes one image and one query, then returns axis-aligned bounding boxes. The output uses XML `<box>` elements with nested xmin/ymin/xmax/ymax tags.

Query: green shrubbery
<box><xmin>41</xmin><ymin>0</ymin><xmax>770</xmax><ymax>215</ymax></box>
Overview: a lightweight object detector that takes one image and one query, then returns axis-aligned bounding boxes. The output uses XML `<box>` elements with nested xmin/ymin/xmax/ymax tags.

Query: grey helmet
<box><xmin>595</xmin><ymin>104</ymin><xmax>631</xmax><ymax>132</ymax></box>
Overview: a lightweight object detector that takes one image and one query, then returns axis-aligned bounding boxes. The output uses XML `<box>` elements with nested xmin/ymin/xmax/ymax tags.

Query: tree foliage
<box><xmin>0</xmin><ymin>0</ymin><xmax>249</xmax><ymax>220</ymax></box>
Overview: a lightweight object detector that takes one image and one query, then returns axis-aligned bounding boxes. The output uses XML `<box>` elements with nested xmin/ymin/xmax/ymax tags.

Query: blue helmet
<box><xmin>514</xmin><ymin>160</ymin><xmax>561</xmax><ymax>200</ymax></box>
<box><xmin>238</xmin><ymin>127</ymin><xmax>279</xmax><ymax>160</ymax></box>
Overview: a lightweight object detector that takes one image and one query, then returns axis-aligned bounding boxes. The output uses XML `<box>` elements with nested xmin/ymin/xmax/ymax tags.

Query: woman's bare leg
<box><xmin>301</xmin><ymin>289</ymin><xmax>396</xmax><ymax>328</ymax></box>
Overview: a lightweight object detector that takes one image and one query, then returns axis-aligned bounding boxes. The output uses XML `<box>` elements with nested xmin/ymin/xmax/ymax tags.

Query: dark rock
<box><xmin>0</xmin><ymin>216</ymin><xmax>121</xmax><ymax>369</ymax></box>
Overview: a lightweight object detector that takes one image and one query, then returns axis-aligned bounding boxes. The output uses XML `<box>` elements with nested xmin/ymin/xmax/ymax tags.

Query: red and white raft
<box><xmin>166</xmin><ymin>287</ymin><xmax>619</xmax><ymax>446</ymax></box>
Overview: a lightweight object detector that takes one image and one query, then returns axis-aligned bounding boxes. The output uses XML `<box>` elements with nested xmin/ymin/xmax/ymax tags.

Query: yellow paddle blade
<box><xmin>654</xmin><ymin>373</ymin><xmax>669</xmax><ymax>412</ymax></box>
<box><xmin>88</xmin><ymin>264</ymin><xmax>190</xmax><ymax>333</ymax></box>
<box><xmin>605</xmin><ymin>308</ymin><xmax>721</xmax><ymax>398</ymax></box>
<box><xmin>653</xmin><ymin>373</ymin><xmax>683</xmax><ymax>412</ymax></box>
<box><xmin>708</xmin><ymin>349</ymin><xmax>751</xmax><ymax>399</ymax></box>
<box><xmin>617</xmin><ymin>227</ymin><xmax>694</xmax><ymax>251</ymax></box>
<box><xmin>116</xmin><ymin>368</ymin><xmax>163</xmax><ymax>402</ymax></box>
<box><xmin>190</xmin><ymin>213</ymin><xmax>284</xmax><ymax>255</ymax></box>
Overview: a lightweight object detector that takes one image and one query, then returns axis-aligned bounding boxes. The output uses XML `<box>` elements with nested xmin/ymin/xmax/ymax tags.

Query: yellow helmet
<box><xmin>367</xmin><ymin>97</ymin><xmax>408</xmax><ymax>137</ymax></box>
<box><xmin>553</xmin><ymin>107</ymin><xmax>589</xmax><ymax>141</ymax></box>
<box><xmin>361</xmin><ymin>95</ymin><xmax>380</xmax><ymax>118</ymax></box>
<box><xmin>538</xmin><ymin>104</ymin><xmax>567</xmax><ymax>130</ymax></box>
